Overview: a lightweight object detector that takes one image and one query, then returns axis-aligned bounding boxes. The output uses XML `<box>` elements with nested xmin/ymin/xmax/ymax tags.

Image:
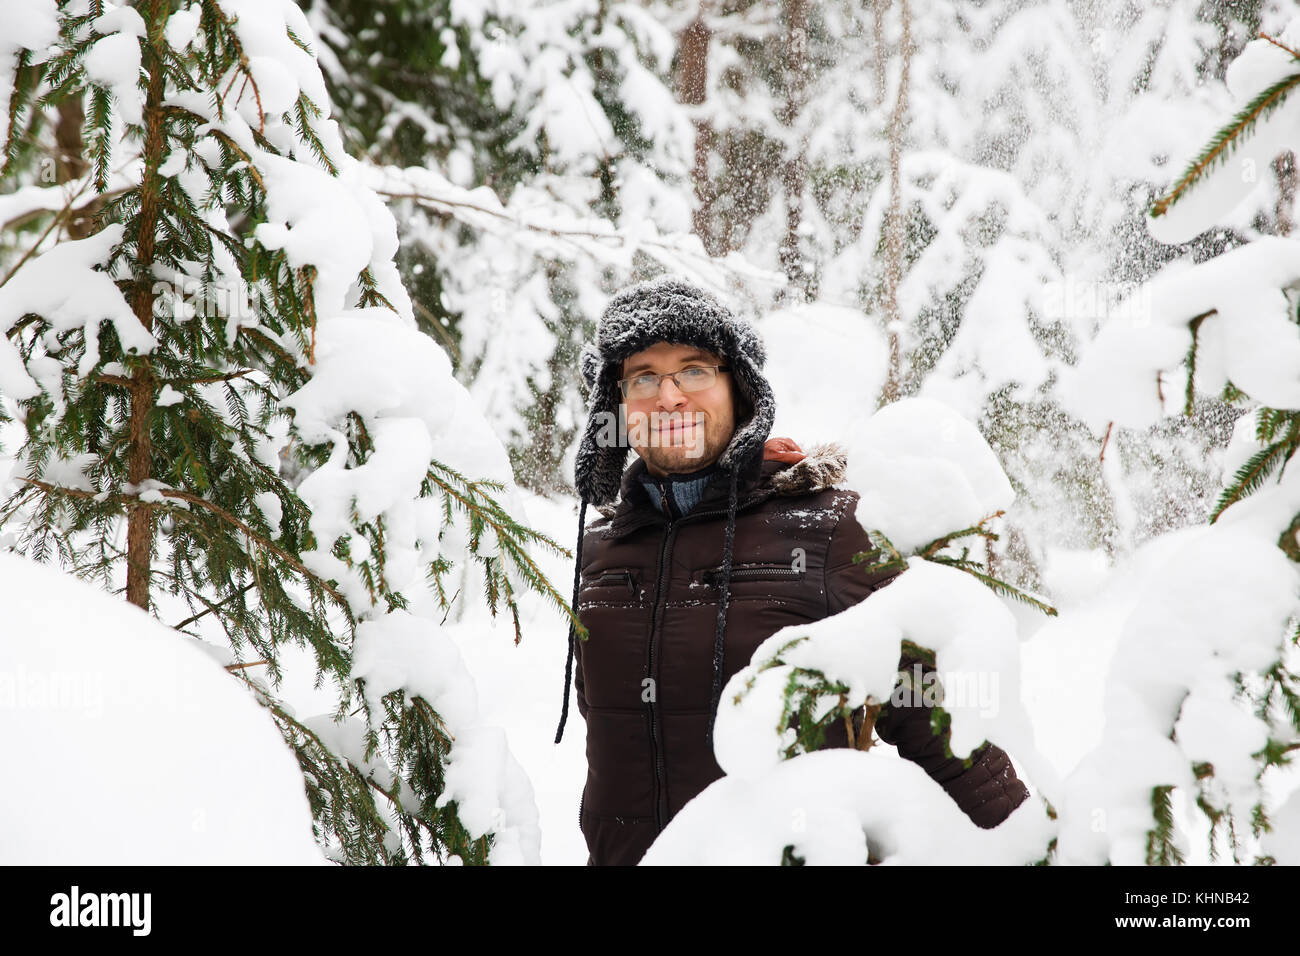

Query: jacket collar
<box><xmin>600</xmin><ymin>445</ymin><xmax>778</xmax><ymax>540</ymax></box>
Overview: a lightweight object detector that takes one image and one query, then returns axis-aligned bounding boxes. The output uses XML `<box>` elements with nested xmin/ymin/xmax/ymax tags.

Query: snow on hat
<box><xmin>573</xmin><ymin>275</ymin><xmax>776</xmax><ymax>506</ymax></box>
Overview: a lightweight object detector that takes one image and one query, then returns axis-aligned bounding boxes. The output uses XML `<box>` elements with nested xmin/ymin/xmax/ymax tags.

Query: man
<box><xmin>554</xmin><ymin>276</ymin><xmax>1029</xmax><ymax>866</ymax></box>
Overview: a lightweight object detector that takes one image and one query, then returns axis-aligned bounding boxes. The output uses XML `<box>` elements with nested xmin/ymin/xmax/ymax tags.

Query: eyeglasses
<box><xmin>618</xmin><ymin>364</ymin><xmax>730</xmax><ymax>400</ymax></box>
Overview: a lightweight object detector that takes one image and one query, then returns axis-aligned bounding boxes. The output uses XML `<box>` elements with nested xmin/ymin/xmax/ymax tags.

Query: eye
<box><xmin>678</xmin><ymin>366</ymin><xmax>709</xmax><ymax>381</ymax></box>
<box><xmin>631</xmin><ymin>374</ymin><xmax>659</xmax><ymax>388</ymax></box>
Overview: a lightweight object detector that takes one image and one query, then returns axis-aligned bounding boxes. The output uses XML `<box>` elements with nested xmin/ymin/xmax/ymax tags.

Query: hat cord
<box><xmin>553</xmin><ymin>498</ymin><xmax>588</xmax><ymax>745</ymax></box>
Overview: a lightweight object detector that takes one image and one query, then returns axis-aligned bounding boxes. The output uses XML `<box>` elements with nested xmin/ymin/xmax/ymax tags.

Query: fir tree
<box><xmin>1130</xmin><ymin>22</ymin><xmax>1300</xmax><ymax>866</ymax></box>
<box><xmin>0</xmin><ymin>0</ymin><xmax>574</xmax><ymax>864</ymax></box>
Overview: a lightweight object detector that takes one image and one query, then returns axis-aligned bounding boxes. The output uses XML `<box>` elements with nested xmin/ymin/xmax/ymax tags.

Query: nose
<box><xmin>656</xmin><ymin>376</ymin><xmax>688</xmax><ymax>409</ymax></box>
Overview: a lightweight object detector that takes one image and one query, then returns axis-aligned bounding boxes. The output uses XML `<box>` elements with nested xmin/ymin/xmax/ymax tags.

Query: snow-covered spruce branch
<box><xmin>1151</xmin><ymin>31</ymin><xmax>1300</xmax><ymax>221</ymax></box>
<box><xmin>863</xmin><ymin>515</ymin><xmax>1055</xmax><ymax>613</ymax></box>
<box><xmin>424</xmin><ymin>458</ymin><xmax>584</xmax><ymax>641</ymax></box>
<box><xmin>350</xmin><ymin>687</ymin><xmax>495</xmax><ymax>865</ymax></box>
<box><xmin>739</xmin><ymin>519</ymin><xmax>1058</xmax><ymax>775</ymax></box>
<box><xmin>7</xmin><ymin>476</ymin><xmax>345</xmax><ymax>611</ymax></box>
<box><xmin>252</xmin><ymin>684</ymin><xmax>408</xmax><ymax>865</ymax></box>
<box><xmin>1151</xmin><ymin>71</ymin><xmax>1300</xmax><ymax>220</ymax></box>
<box><xmin>1211</xmin><ymin>418</ymin><xmax>1300</xmax><ymax>523</ymax></box>
<box><xmin>637</xmin><ymin>400</ymin><xmax>1057</xmax><ymax>865</ymax></box>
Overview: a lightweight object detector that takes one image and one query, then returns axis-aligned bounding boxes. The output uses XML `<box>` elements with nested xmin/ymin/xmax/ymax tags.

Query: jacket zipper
<box><xmin>646</xmin><ymin>489</ymin><xmax>734</xmax><ymax>834</ymax></box>
<box><xmin>646</xmin><ymin>481</ymin><xmax>675</xmax><ymax>833</ymax></box>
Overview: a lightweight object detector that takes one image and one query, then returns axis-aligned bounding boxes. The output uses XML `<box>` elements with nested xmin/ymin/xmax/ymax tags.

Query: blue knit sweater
<box><xmin>638</xmin><ymin>463</ymin><xmax>721</xmax><ymax>518</ymax></box>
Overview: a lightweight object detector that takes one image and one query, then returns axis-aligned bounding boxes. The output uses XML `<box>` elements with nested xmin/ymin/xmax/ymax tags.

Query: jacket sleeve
<box><xmin>823</xmin><ymin>500</ymin><xmax>1030</xmax><ymax>829</ymax></box>
<box><xmin>873</xmin><ymin>653</ymin><xmax>1029</xmax><ymax>828</ymax></box>
<box><xmin>824</xmin><ymin>496</ymin><xmax>901</xmax><ymax>616</ymax></box>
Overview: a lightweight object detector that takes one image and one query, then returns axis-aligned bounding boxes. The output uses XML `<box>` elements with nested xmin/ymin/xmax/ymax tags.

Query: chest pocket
<box><xmin>695</xmin><ymin>563</ymin><xmax>806</xmax><ymax>590</ymax></box>
<box><xmin>578</xmin><ymin>568</ymin><xmax>643</xmax><ymax>605</ymax></box>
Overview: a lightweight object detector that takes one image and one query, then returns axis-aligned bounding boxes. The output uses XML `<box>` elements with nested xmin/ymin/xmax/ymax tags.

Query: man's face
<box><xmin>620</xmin><ymin>342</ymin><xmax>737</xmax><ymax>477</ymax></box>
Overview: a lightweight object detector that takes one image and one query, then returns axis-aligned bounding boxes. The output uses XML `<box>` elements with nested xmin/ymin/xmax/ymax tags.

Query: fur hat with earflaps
<box><xmin>555</xmin><ymin>276</ymin><xmax>778</xmax><ymax>747</ymax></box>
<box><xmin>573</xmin><ymin>276</ymin><xmax>776</xmax><ymax>507</ymax></box>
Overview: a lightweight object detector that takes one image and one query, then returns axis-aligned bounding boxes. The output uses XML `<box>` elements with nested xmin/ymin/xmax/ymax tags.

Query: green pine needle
<box><xmin>1151</xmin><ymin>70</ymin><xmax>1300</xmax><ymax>219</ymax></box>
<box><xmin>1210</xmin><ymin>431</ymin><xmax>1298</xmax><ymax>523</ymax></box>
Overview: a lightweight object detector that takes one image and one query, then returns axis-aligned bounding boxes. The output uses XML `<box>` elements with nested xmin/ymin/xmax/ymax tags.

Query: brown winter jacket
<box><xmin>572</xmin><ymin>441</ymin><xmax>1031</xmax><ymax>866</ymax></box>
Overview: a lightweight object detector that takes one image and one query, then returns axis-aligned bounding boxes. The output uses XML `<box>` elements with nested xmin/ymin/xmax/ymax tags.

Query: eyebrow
<box><xmin>622</xmin><ymin>351</ymin><xmax>715</xmax><ymax>376</ymax></box>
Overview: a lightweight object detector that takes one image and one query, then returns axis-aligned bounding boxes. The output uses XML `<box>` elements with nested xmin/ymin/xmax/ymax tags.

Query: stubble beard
<box><xmin>633</xmin><ymin>410</ymin><xmax>729</xmax><ymax>475</ymax></box>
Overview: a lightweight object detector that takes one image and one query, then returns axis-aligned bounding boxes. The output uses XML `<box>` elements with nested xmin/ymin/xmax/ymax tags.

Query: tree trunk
<box><xmin>1275</xmin><ymin>150</ymin><xmax>1296</xmax><ymax>237</ymax></box>
<box><xmin>55</xmin><ymin>97</ymin><xmax>94</xmax><ymax>239</ymax></box>
<box><xmin>677</xmin><ymin>9</ymin><xmax>721</xmax><ymax>255</ymax></box>
<box><xmin>778</xmin><ymin>0</ymin><xmax>810</xmax><ymax>301</ymax></box>
<box><xmin>879</xmin><ymin>0</ymin><xmax>912</xmax><ymax>406</ymax></box>
<box><xmin>126</xmin><ymin>2</ymin><xmax>168</xmax><ymax>610</ymax></box>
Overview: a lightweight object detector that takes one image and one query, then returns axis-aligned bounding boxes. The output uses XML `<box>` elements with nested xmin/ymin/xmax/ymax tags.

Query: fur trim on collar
<box><xmin>766</xmin><ymin>441</ymin><xmax>848</xmax><ymax>496</ymax></box>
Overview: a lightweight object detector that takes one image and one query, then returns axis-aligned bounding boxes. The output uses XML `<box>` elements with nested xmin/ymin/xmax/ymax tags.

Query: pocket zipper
<box><xmin>588</xmin><ymin>570</ymin><xmax>636</xmax><ymax>595</ymax></box>
<box><xmin>702</xmin><ymin>565</ymin><xmax>804</xmax><ymax>587</ymax></box>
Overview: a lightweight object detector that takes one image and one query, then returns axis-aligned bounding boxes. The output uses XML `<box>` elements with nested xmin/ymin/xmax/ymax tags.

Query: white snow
<box><xmin>0</xmin><ymin>0</ymin><xmax>59</xmax><ymax>150</ymax></box>
<box><xmin>1063</xmin><ymin>238</ymin><xmax>1300</xmax><ymax>430</ymax></box>
<box><xmin>156</xmin><ymin>384</ymin><xmax>183</xmax><ymax>406</ymax></box>
<box><xmin>845</xmin><ymin>397</ymin><xmax>1016</xmax><ymax>554</ymax></box>
<box><xmin>642</xmin><ymin>748</ymin><xmax>1054</xmax><ymax>865</ymax></box>
<box><xmin>351</xmin><ymin>611</ymin><xmax>542</xmax><ymax>865</ymax></box>
<box><xmin>0</xmin><ymin>551</ymin><xmax>325</xmax><ymax>864</ymax></box>
<box><xmin>0</xmin><ymin>225</ymin><xmax>155</xmax><ymax>399</ymax></box>
<box><xmin>165</xmin><ymin>5</ymin><xmax>201</xmax><ymax>51</ymax></box>
<box><xmin>761</xmin><ymin>302</ymin><xmax>890</xmax><ymax>446</ymax></box>
<box><xmin>717</xmin><ymin>557</ymin><xmax>1055</xmax><ymax>790</ymax></box>
<box><xmin>1263</xmin><ymin>788</ymin><xmax>1300</xmax><ymax>865</ymax></box>
<box><xmin>1149</xmin><ymin>19</ymin><xmax>1300</xmax><ymax>244</ymax></box>
<box><xmin>84</xmin><ymin>10</ymin><xmax>145</xmax><ymax>126</ymax></box>
<box><xmin>1056</xmin><ymin>523</ymin><xmax>1300</xmax><ymax>865</ymax></box>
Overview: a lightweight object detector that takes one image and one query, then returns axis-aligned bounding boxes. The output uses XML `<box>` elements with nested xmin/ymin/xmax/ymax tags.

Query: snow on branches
<box><xmin>0</xmin><ymin>0</ymin><xmax>566</xmax><ymax>865</ymax></box>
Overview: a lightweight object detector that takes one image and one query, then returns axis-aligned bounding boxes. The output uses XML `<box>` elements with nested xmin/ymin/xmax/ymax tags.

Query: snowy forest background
<box><xmin>1</xmin><ymin>0</ymin><xmax>1299</xmax><ymax>866</ymax></box>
